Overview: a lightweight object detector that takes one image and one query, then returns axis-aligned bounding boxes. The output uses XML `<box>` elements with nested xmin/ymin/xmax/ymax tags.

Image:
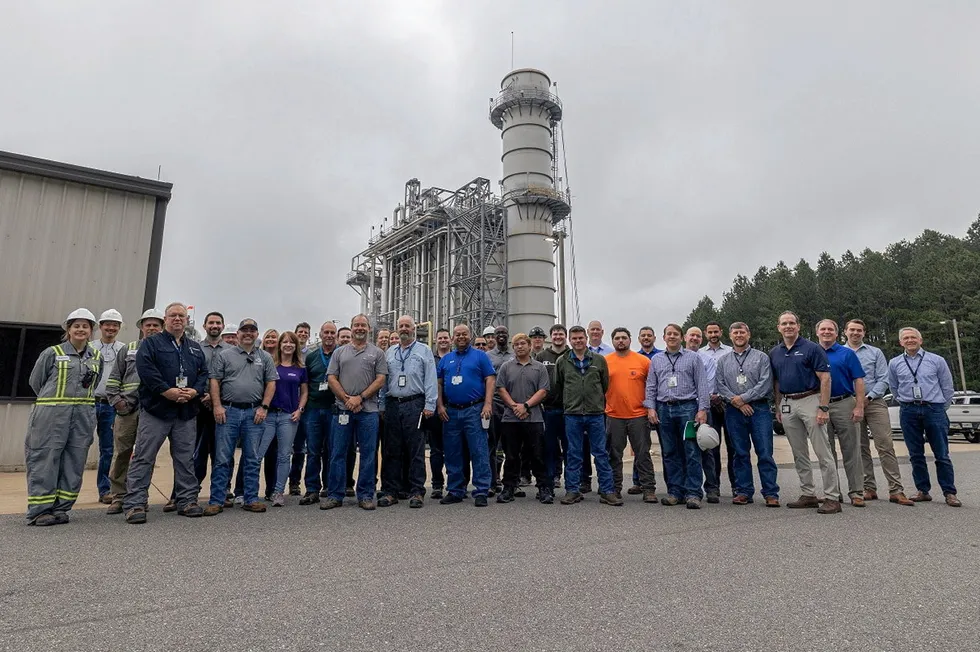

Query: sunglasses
<box><xmin>240</xmin><ymin>326</ymin><xmax>258</xmax><ymax>332</ymax></box>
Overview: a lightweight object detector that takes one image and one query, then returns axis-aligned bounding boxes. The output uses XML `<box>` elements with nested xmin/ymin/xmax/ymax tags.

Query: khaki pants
<box><xmin>859</xmin><ymin>398</ymin><xmax>904</xmax><ymax>494</ymax></box>
<box><xmin>780</xmin><ymin>393</ymin><xmax>841</xmax><ymax>501</ymax></box>
<box><xmin>825</xmin><ymin>396</ymin><xmax>863</xmax><ymax>498</ymax></box>
<box><xmin>108</xmin><ymin>410</ymin><xmax>139</xmax><ymax>497</ymax></box>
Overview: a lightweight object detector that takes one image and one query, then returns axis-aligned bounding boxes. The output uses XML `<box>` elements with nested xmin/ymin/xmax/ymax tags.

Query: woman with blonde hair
<box><xmin>25</xmin><ymin>308</ymin><xmax>104</xmax><ymax>526</ymax></box>
<box><xmin>261</xmin><ymin>331</ymin><xmax>308</xmax><ymax>506</ymax></box>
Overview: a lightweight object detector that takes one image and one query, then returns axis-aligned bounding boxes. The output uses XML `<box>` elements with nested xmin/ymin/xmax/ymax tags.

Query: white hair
<box><xmin>898</xmin><ymin>327</ymin><xmax>922</xmax><ymax>339</ymax></box>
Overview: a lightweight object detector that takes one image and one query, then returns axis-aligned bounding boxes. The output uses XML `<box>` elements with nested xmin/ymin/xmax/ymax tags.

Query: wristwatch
<box><xmin>817</xmin><ymin>405</ymin><xmax>830</xmax><ymax>413</ymax></box>
<box><xmin>260</xmin><ymin>404</ymin><xmax>270</xmax><ymax>411</ymax></box>
<box><xmin>523</xmin><ymin>402</ymin><xmax>530</xmax><ymax>411</ymax></box>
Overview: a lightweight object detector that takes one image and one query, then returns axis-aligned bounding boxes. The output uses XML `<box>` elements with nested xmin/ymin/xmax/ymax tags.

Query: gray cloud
<box><xmin>2</xmin><ymin>1</ymin><xmax>977</xmax><ymax>337</ymax></box>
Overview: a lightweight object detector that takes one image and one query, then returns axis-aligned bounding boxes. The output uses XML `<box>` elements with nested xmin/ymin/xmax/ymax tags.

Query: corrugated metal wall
<box><xmin>0</xmin><ymin>169</ymin><xmax>156</xmax><ymax>327</ymax></box>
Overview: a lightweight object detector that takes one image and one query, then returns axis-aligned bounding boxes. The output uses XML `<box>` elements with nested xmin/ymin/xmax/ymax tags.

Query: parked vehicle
<box><xmin>884</xmin><ymin>392</ymin><xmax>980</xmax><ymax>443</ymax></box>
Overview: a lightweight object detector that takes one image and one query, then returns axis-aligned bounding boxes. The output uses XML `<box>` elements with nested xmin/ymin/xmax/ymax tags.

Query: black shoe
<box><xmin>706</xmin><ymin>492</ymin><xmax>720</xmax><ymax>504</ymax></box>
<box><xmin>439</xmin><ymin>494</ymin><xmax>464</xmax><ymax>505</ymax></box>
<box><xmin>288</xmin><ymin>484</ymin><xmax>301</xmax><ymax>496</ymax></box>
<box><xmin>299</xmin><ymin>492</ymin><xmax>320</xmax><ymax>505</ymax></box>
<box><xmin>474</xmin><ymin>495</ymin><xmax>488</xmax><ymax>507</ymax></box>
<box><xmin>397</xmin><ymin>491</ymin><xmax>410</xmax><ymax>500</ymax></box>
<box><xmin>345</xmin><ymin>487</ymin><xmax>356</xmax><ymax>498</ymax></box>
<box><xmin>409</xmin><ymin>495</ymin><xmax>424</xmax><ymax>508</ymax></box>
<box><xmin>579</xmin><ymin>484</ymin><xmax>593</xmax><ymax>494</ymax></box>
<box><xmin>32</xmin><ymin>514</ymin><xmax>57</xmax><ymax>526</ymax></box>
<box><xmin>377</xmin><ymin>495</ymin><xmax>399</xmax><ymax>507</ymax></box>
<box><xmin>52</xmin><ymin>512</ymin><xmax>69</xmax><ymax>525</ymax></box>
<box><xmin>430</xmin><ymin>488</ymin><xmax>444</xmax><ymax>500</ymax></box>
<box><xmin>540</xmin><ymin>492</ymin><xmax>555</xmax><ymax>505</ymax></box>
<box><xmin>320</xmin><ymin>490</ymin><xmax>330</xmax><ymax>498</ymax></box>
<box><xmin>487</xmin><ymin>487</ymin><xmax>497</xmax><ymax>498</ymax></box>
<box><xmin>513</xmin><ymin>488</ymin><xmax>527</xmax><ymax>498</ymax></box>
<box><xmin>496</xmin><ymin>488</ymin><xmax>515</xmax><ymax>503</ymax></box>
<box><xmin>177</xmin><ymin>503</ymin><xmax>204</xmax><ymax>518</ymax></box>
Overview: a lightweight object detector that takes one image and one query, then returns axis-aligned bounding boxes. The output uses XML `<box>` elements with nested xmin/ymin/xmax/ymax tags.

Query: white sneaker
<box><xmin>233</xmin><ymin>496</ymin><xmax>245</xmax><ymax>507</ymax></box>
<box><xmin>272</xmin><ymin>492</ymin><xmax>285</xmax><ymax>507</ymax></box>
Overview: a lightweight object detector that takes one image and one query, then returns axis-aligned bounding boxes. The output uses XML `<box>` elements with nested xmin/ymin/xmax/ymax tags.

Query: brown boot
<box><xmin>787</xmin><ymin>495</ymin><xmax>819</xmax><ymax>509</ymax></box>
<box><xmin>863</xmin><ymin>489</ymin><xmax>879</xmax><ymax>501</ymax></box>
<box><xmin>945</xmin><ymin>493</ymin><xmax>963</xmax><ymax>507</ymax></box>
<box><xmin>850</xmin><ymin>496</ymin><xmax>866</xmax><ymax>507</ymax></box>
<box><xmin>910</xmin><ymin>491</ymin><xmax>932</xmax><ymax>502</ymax></box>
<box><xmin>642</xmin><ymin>490</ymin><xmax>658</xmax><ymax>504</ymax></box>
<box><xmin>817</xmin><ymin>499</ymin><xmax>842</xmax><ymax>514</ymax></box>
<box><xmin>889</xmin><ymin>492</ymin><xmax>914</xmax><ymax>506</ymax></box>
<box><xmin>202</xmin><ymin>504</ymin><xmax>223</xmax><ymax>516</ymax></box>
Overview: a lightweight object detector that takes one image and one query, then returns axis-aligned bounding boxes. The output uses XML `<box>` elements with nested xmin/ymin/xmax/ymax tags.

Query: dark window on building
<box><xmin>0</xmin><ymin>323</ymin><xmax>64</xmax><ymax>400</ymax></box>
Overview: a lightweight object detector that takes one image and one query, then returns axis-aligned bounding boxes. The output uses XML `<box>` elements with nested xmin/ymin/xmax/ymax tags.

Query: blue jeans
<box><xmin>95</xmin><ymin>401</ymin><xmax>116</xmax><ymax>496</ymax></box>
<box><xmin>658</xmin><ymin>401</ymin><xmax>703</xmax><ymax>500</ymax></box>
<box><xmin>209</xmin><ymin>406</ymin><xmax>265</xmax><ymax>506</ymax></box>
<box><xmin>302</xmin><ymin>408</ymin><xmax>333</xmax><ymax>494</ymax></box>
<box><xmin>900</xmin><ymin>403</ymin><xmax>956</xmax><ymax>496</ymax></box>
<box><xmin>563</xmin><ymin>414</ymin><xmax>614</xmax><ymax>495</ymax></box>
<box><xmin>544</xmin><ymin>408</ymin><xmax>567</xmax><ymax>483</ymax></box>
<box><xmin>725</xmin><ymin>402</ymin><xmax>779</xmax><ymax>499</ymax></box>
<box><xmin>443</xmin><ymin>404</ymin><xmax>491</xmax><ymax>498</ymax></box>
<box><xmin>261</xmin><ymin>411</ymin><xmax>299</xmax><ymax>494</ymax></box>
<box><xmin>289</xmin><ymin>417</ymin><xmax>307</xmax><ymax>487</ymax></box>
<box><xmin>328</xmin><ymin>411</ymin><xmax>379</xmax><ymax>501</ymax></box>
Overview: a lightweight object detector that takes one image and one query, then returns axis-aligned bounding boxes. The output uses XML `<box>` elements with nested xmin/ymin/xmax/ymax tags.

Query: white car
<box><xmin>884</xmin><ymin>392</ymin><xmax>980</xmax><ymax>443</ymax></box>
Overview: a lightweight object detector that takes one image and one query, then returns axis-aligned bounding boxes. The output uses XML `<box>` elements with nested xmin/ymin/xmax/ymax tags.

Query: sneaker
<box><xmin>52</xmin><ymin>512</ymin><xmax>69</xmax><ymax>525</ymax></box>
<box><xmin>202</xmin><ymin>504</ymin><xmax>223</xmax><ymax>516</ymax></box>
<box><xmin>377</xmin><ymin>495</ymin><xmax>399</xmax><ymax>507</ymax></box>
<box><xmin>474</xmin><ymin>495</ymin><xmax>488</xmax><ymax>507</ymax></box>
<box><xmin>177</xmin><ymin>503</ymin><xmax>204</xmax><ymax>517</ymax></box>
<box><xmin>409</xmin><ymin>495</ymin><xmax>424</xmax><ymax>508</ymax></box>
<box><xmin>540</xmin><ymin>491</ymin><xmax>555</xmax><ymax>505</ymax></box>
<box><xmin>241</xmin><ymin>502</ymin><xmax>267</xmax><ymax>513</ymax></box>
<box><xmin>579</xmin><ymin>483</ymin><xmax>593</xmax><ymax>494</ymax></box>
<box><xmin>106</xmin><ymin>500</ymin><xmax>124</xmax><ymax>515</ymax></box>
<box><xmin>163</xmin><ymin>499</ymin><xmax>178</xmax><ymax>513</ymax></box>
<box><xmin>560</xmin><ymin>491</ymin><xmax>583</xmax><ymax>505</ymax></box>
<box><xmin>660</xmin><ymin>495</ymin><xmax>681</xmax><ymax>506</ymax></box>
<box><xmin>321</xmin><ymin>490</ymin><xmax>331</xmax><ymax>498</ymax></box>
<box><xmin>599</xmin><ymin>492</ymin><xmax>624</xmax><ymax>507</ymax></box>
<box><xmin>553</xmin><ymin>478</ymin><xmax>561</xmax><ymax>489</ymax></box>
<box><xmin>430</xmin><ymin>488</ymin><xmax>444</xmax><ymax>500</ymax></box>
<box><xmin>320</xmin><ymin>497</ymin><xmax>343</xmax><ymax>510</ymax></box>
<box><xmin>439</xmin><ymin>494</ymin><xmax>463</xmax><ymax>505</ymax></box>
<box><xmin>288</xmin><ymin>483</ymin><xmax>301</xmax><ymax>496</ymax></box>
<box><xmin>706</xmin><ymin>492</ymin><xmax>720</xmax><ymax>504</ymax></box>
<box><xmin>233</xmin><ymin>496</ymin><xmax>245</xmax><ymax>507</ymax></box>
<box><xmin>519</xmin><ymin>475</ymin><xmax>532</xmax><ymax>487</ymax></box>
<box><xmin>513</xmin><ymin>488</ymin><xmax>527</xmax><ymax>498</ymax></box>
<box><xmin>125</xmin><ymin>507</ymin><xmax>147</xmax><ymax>524</ymax></box>
<box><xmin>686</xmin><ymin>497</ymin><xmax>702</xmax><ymax>510</ymax></box>
<box><xmin>263</xmin><ymin>494</ymin><xmax>272</xmax><ymax>503</ymax></box>
<box><xmin>627</xmin><ymin>485</ymin><xmax>643</xmax><ymax>495</ymax></box>
<box><xmin>358</xmin><ymin>499</ymin><xmax>376</xmax><ymax>511</ymax></box>
<box><xmin>32</xmin><ymin>513</ymin><xmax>58</xmax><ymax>527</ymax></box>
<box><xmin>272</xmin><ymin>493</ymin><xmax>286</xmax><ymax>507</ymax></box>
<box><xmin>299</xmin><ymin>492</ymin><xmax>320</xmax><ymax>505</ymax></box>
<box><xmin>496</xmin><ymin>488</ymin><xmax>515</xmax><ymax>503</ymax></box>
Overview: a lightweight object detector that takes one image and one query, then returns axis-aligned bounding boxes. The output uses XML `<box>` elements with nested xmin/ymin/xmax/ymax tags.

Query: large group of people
<box><xmin>23</xmin><ymin>303</ymin><xmax>963</xmax><ymax>526</ymax></box>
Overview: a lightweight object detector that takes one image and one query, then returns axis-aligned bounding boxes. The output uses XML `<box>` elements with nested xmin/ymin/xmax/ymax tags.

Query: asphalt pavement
<box><xmin>1</xmin><ymin>453</ymin><xmax>979</xmax><ymax>652</ymax></box>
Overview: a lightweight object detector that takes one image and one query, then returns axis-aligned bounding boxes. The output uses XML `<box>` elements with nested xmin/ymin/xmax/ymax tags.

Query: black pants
<box><xmin>194</xmin><ymin>408</ymin><xmax>217</xmax><ymax>488</ymax></box>
<box><xmin>424</xmin><ymin>414</ymin><xmax>444</xmax><ymax>489</ymax></box>
<box><xmin>381</xmin><ymin>396</ymin><xmax>427</xmax><ymax>497</ymax></box>
<box><xmin>489</xmin><ymin>413</ymin><xmax>504</xmax><ymax>488</ymax></box>
<box><xmin>702</xmin><ymin>405</ymin><xmax>735</xmax><ymax>494</ymax></box>
<box><xmin>501</xmin><ymin>421</ymin><xmax>547</xmax><ymax>490</ymax></box>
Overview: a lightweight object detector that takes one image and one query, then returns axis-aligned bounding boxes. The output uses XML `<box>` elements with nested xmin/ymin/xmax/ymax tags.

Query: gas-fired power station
<box><xmin>347</xmin><ymin>68</ymin><xmax>574</xmax><ymax>337</ymax></box>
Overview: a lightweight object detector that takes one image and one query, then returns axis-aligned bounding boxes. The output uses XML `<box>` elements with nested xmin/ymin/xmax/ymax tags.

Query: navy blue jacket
<box><xmin>136</xmin><ymin>331</ymin><xmax>208</xmax><ymax>421</ymax></box>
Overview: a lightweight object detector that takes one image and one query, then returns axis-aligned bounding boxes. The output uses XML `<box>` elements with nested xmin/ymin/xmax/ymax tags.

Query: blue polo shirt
<box><xmin>769</xmin><ymin>337</ymin><xmax>830</xmax><ymax>394</ymax></box>
<box><xmin>437</xmin><ymin>345</ymin><xmax>496</xmax><ymax>405</ymax></box>
<box><xmin>822</xmin><ymin>342</ymin><xmax>866</xmax><ymax>397</ymax></box>
<box><xmin>637</xmin><ymin>347</ymin><xmax>663</xmax><ymax>360</ymax></box>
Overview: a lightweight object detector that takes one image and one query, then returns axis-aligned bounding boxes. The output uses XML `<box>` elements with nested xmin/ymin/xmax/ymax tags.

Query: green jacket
<box><xmin>552</xmin><ymin>350</ymin><xmax>609</xmax><ymax>415</ymax></box>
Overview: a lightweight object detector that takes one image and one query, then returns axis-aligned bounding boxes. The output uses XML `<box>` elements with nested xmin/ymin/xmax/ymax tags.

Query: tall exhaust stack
<box><xmin>490</xmin><ymin>68</ymin><xmax>570</xmax><ymax>335</ymax></box>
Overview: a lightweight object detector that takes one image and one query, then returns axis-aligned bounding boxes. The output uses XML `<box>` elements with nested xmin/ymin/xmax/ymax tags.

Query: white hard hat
<box><xmin>64</xmin><ymin>308</ymin><xmax>97</xmax><ymax>330</ymax></box>
<box><xmin>696</xmin><ymin>423</ymin><xmax>721</xmax><ymax>451</ymax></box>
<box><xmin>99</xmin><ymin>308</ymin><xmax>124</xmax><ymax>324</ymax></box>
<box><xmin>482</xmin><ymin>326</ymin><xmax>496</xmax><ymax>335</ymax></box>
<box><xmin>221</xmin><ymin>324</ymin><xmax>238</xmax><ymax>335</ymax></box>
<box><xmin>137</xmin><ymin>308</ymin><xmax>165</xmax><ymax>327</ymax></box>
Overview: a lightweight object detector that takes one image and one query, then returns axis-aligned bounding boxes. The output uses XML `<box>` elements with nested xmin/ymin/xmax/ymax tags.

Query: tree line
<box><xmin>683</xmin><ymin>216</ymin><xmax>980</xmax><ymax>392</ymax></box>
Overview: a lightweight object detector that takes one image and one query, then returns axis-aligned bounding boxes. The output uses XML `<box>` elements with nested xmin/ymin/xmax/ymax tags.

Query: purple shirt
<box><xmin>271</xmin><ymin>364</ymin><xmax>308</xmax><ymax>412</ymax></box>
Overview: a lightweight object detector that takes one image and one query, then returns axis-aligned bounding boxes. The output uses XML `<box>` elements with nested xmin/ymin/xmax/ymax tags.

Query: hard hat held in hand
<box><xmin>99</xmin><ymin>308</ymin><xmax>124</xmax><ymax>324</ymax></box>
<box><xmin>65</xmin><ymin>308</ymin><xmax>97</xmax><ymax>329</ymax></box>
<box><xmin>696</xmin><ymin>423</ymin><xmax>721</xmax><ymax>451</ymax></box>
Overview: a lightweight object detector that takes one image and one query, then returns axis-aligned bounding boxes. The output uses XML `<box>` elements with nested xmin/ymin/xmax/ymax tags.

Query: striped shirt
<box><xmin>643</xmin><ymin>348</ymin><xmax>710</xmax><ymax>410</ymax></box>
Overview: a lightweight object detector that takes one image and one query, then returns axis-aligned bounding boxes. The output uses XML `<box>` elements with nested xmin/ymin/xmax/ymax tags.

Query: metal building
<box><xmin>0</xmin><ymin>151</ymin><xmax>172</xmax><ymax>470</ymax></box>
<box><xmin>348</xmin><ymin>67</ymin><xmax>575</xmax><ymax>337</ymax></box>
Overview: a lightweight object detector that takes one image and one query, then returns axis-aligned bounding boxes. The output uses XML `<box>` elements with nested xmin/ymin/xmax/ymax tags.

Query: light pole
<box><xmin>545</xmin><ymin>230</ymin><xmax>567</xmax><ymax>327</ymax></box>
<box><xmin>940</xmin><ymin>319</ymin><xmax>968</xmax><ymax>392</ymax></box>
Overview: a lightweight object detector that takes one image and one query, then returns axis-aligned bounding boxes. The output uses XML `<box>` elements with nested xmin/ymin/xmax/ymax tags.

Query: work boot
<box><xmin>473</xmin><ymin>495</ymin><xmax>488</xmax><ymax>507</ymax></box>
<box><xmin>642</xmin><ymin>490</ymin><xmax>658</xmax><ymax>504</ymax></box>
<box><xmin>560</xmin><ymin>491</ymin><xmax>583</xmax><ymax>505</ymax></box>
<box><xmin>52</xmin><ymin>512</ymin><xmax>69</xmax><ymax>525</ymax></box>
<box><xmin>202</xmin><ymin>505</ymin><xmax>223</xmax><ymax>516</ymax></box>
<box><xmin>599</xmin><ymin>492</ymin><xmax>623</xmax><ymax>507</ymax></box>
<box><xmin>377</xmin><ymin>495</ymin><xmax>399</xmax><ymax>507</ymax></box>
<box><xmin>162</xmin><ymin>499</ymin><xmax>177</xmax><ymax>513</ymax></box>
<box><xmin>288</xmin><ymin>483</ymin><xmax>301</xmax><ymax>496</ymax></box>
<box><xmin>358</xmin><ymin>499</ymin><xmax>376</xmax><ymax>511</ymax></box>
<box><xmin>32</xmin><ymin>514</ymin><xmax>57</xmax><ymax>527</ymax></box>
<box><xmin>539</xmin><ymin>490</ymin><xmax>555</xmax><ymax>505</ymax></box>
<box><xmin>299</xmin><ymin>492</ymin><xmax>320</xmax><ymax>505</ymax></box>
<box><xmin>627</xmin><ymin>485</ymin><xmax>643</xmax><ymax>495</ymax></box>
<box><xmin>496</xmin><ymin>488</ymin><xmax>515</xmax><ymax>503</ymax></box>
<box><xmin>706</xmin><ymin>491</ymin><xmax>720</xmax><ymax>504</ymax></box>
<box><xmin>660</xmin><ymin>495</ymin><xmax>681</xmax><ymax>506</ymax></box>
<box><xmin>439</xmin><ymin>494</ymin><xmax>463</xmax><ymax>505</ymax></box>
<box><xmin>320</xmin><ymin>497</ymin><xmax>343</xmax><ymax>510</ymax></box>
<box><xmin>99</xmin><ymin>494</ymin><xmax>114</xmax><ymax>505</ymax></box>
<box><xmin>686</xmin><ymin>497</ymin><xmax>702</xmax><ymax>510</ymax></box>
<box><xmin>125</xmin><ymin>507</ymin><xmax>147</xmax><ymax>524</ymax></box>
<box><xmin>817</xmin><ymin>499</ymin><xmax>842</xmax><ymax>514</ymax></box>
<box><xmin>241</xmin><ymin>502</ymin><xmax>267</xmax><ymax>513</ymax></box>
<box><xmin>106</xmin><ymin>499</ymin><xmax>124</xmax><ymax>515</ymax></box>
<box><xmin>178</xmin><ymin>503</ymin><xmax>204</xmax><ymax>517</ymax></box>
<box><xmin>409</xmin><ymin>495</ymin><xmax>424</xmax><ymax>508</ymax></box>
<box><xmin>787</xmin><ymin>495</ymin><xmax>820</xmax><ymax>509</ymax></box>
<box><xmin>430</xmin><ymin>488</ymin><xmax>444</xmax><ymax>500</ymax></box>
<box><xmin>864</xmin><ymin>489</ymin><xmax>879</xmax><ymax>501</ymax></box>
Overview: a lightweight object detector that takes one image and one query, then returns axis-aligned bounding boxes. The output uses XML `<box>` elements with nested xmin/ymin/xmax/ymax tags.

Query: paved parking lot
<box><xmin>1</xmin><ymin>450</ymin><xmax>978</xmax><ymax>651</ymax></box>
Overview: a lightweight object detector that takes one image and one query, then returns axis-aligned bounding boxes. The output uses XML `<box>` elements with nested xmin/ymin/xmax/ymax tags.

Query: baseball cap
<box><xmin>238</xmin><ymin>318</ymin><xmax>259</xmax><ymax>331</ymax></box>
<box><xmin>529</xmin><ymin>326</ymin><xmax>546</xmax><ymax>337</ymax></box>
<box><xmin>482</xmin><ymin>326</ymin><xmax>496</xmax><ymax>336</ymax></box>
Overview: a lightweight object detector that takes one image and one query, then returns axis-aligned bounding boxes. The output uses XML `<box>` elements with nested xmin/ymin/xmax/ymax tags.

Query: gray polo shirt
<box><xmin>210</xmin><ymin>346</ymin><xmax>278</xmax><ymax>404</ymax></box>
<box><xmin>199</xmin><ymin>339</ymin><xmax>229</xmax><ymax>371</ymax></box>
<box><xmin>326</xmin><ymin>342</ymin><xmax>388</xmax><ymax>413</ymax></box>
<box><xmin>487</xmin><ymin>347</ymin><xmax>515</xmax><ymax>416</ymax></box>
<box><xmin>495</xmin><ymin>357</ymin><xmax>550</xmax><ymax>423</ymax></box>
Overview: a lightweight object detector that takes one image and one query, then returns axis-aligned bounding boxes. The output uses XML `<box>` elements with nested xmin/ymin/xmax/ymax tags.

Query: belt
<box><xmin>900</xmin><ymin>401</ymin><xmax>933</xmax><ymax>407</ymax></box>
<box><xmin>387</xmin><ymin>393</ymin><xmax>424</xmax><ymax>404</ymax></box>
<box><xmin>829</xmin><ymin>393</ymin><xmax>854</xmax><ymax>403</ymax></box>
<box><xmin>267</xmin><ymin>407</ymin><xmax>288</xmax><ymax>413</ymax></box>
<box><xmin>783</xmin><ymin>389</ymin><xmax>819</xmax><ymax>400</ymax></box>
<box><xmin>660</xmin><ymin>399</ymin><xmax>696</xmax><ymax>406</ymax></box>
<box><xmin>95</xmin><ymin>397</ymin><xmax>110</xmax><ymax>404</ymax></box>
<box><xmin>447</xmin><ymin>399</ymin><xmax>483</xmax><ymax>410</ymax></box>
<box><xmin>223</xmin><ymin>401</ymin><xmax>261</xmax><ymax>410</ymax></box>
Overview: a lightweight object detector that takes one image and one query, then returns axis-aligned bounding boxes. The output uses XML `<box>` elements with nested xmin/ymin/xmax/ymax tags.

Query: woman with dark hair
<box><xmin>262</xmin><ymin>331</ymin><xmax>308</xmax><ymax>506</ymax></box>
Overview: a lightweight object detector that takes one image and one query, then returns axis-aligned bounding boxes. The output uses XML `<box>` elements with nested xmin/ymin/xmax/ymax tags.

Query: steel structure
<box><xmin>490</xmin><ymin>68</ymin><xmax>570</xmax><ymax>336</ymax></box>
<box><xmin>346</xmin><ymin>177</ymin><xmax>506</xmax><ymax>333</ymax></box>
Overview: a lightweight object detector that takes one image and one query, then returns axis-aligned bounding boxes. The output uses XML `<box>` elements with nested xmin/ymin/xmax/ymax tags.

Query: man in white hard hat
<box><xmin>220</xmin><ymin>324</ymin><xmax>238</xmax><ymax>346</ymax></box>
<box><xmin>483</xmin><ymin>326</ymin><xmax>498</xmax><ymax>353</ymax></box>
<box><xmin>103</xmin><ymin>309</ymin><xmax>165</xmax><ymax>515</ymax></box>
<box><xmin>93</xmin><ymin>309</ymin><xmax>126</xmax><ymax>504</ymax></box>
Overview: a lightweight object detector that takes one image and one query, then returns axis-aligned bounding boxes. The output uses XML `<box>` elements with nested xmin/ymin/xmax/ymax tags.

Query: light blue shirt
<box><xmin>589</xmin><ymin>342</ymin><xmax>614</xmax><ymax>356</ymax></box>
<box><xmin>849</xmin><ymin>343</ymin><xmax>889</xmax><ymax>399</ymax></box>
<box><xmin>715</xmin><ymin>347</ymin><xmax>772</xmax><ymax>404</ymax></box>
<box><xmin>699</xmin><ymin>343</ymin><xmax>732</xmax><ymax>361</ymax></box>
<box><xmin>693</xmin><ymin>348</ymin><xmax>717</xmax><ymax>394</ymax></box>
<box><xmin>381</xmin><ymin>340</ymin><xmax>439</xmax><ymax>412</ymax></box>
<box><xmin>887</xmin><ymin>348</ymin><xmax>954</xmax><ymax>406</ymax></box>
<box><xmin>643</xmin><ymin>348</ymin><xmax>710</xmax><ymax>410</ymax></box>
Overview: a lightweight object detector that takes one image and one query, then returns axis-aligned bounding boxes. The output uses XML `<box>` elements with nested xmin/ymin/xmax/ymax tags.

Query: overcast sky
<box><xmin>2</xmin><ymin>1</ymin><xmax>978</xmax><ymax>339</ymax></box>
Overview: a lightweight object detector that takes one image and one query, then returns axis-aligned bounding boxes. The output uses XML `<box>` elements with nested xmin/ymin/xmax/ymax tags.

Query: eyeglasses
<box><xmin>240</xmin><ymin>326</ymin><xmax>258</xmax><ymax>332</ymax></box>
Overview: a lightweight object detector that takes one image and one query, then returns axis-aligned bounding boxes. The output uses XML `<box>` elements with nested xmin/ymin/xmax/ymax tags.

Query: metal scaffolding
<box><xmin>347</xmin><ymin>177</ymin><xmax>507</xmax><ymax>333</ymax></box>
